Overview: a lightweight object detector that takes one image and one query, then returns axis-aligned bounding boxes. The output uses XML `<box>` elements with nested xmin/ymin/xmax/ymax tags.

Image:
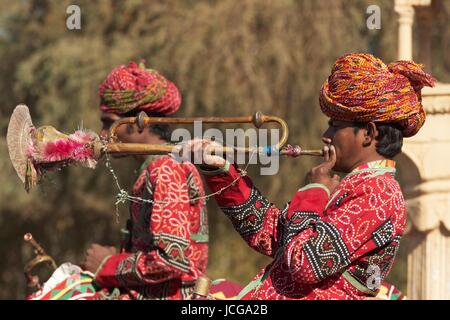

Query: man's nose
<box><xmin>322</xmin><ymin>136</ymin><xmax>332</xmax><ymax>144</ymax></box>
<box><xmin>322</xmin><ymin>128</ymin><xmax>333</xmax><ymax>144</ymax></box>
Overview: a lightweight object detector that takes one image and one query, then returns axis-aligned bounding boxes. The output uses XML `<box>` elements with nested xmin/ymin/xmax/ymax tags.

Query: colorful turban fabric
<box><xmin>99</xmin><ymin>61</ymin><xmax>181</xmax><ymax>115</ymax></box>
<box><xmin>319</xmin><ymin>53</ymin><xmax>436</xmax><ymax>137</ymax></box>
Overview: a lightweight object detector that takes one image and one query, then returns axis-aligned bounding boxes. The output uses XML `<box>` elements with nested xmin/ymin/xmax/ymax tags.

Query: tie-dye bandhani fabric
<box><xmin>319</xmin><ymin>53</ymin><xmax>436</xmax><ymax>137</ymax></box>
<box><xmin>99</xmin><ymin>61</ymin><xmax>181</xmax><ymax>115</ymax></box>
<box><xmin>92</xmin><ymin>156</ymin><xmax>208</xmax><ymax>300</ymax></box>
<box><xmin>202</xmin><ymin>160</ymin><xmax>406</xmax><ymax>300</ymax></box>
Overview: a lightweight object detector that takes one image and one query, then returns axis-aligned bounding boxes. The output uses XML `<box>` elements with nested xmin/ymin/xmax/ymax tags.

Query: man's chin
<box><xmin>332</xmin><ymin>162</ymin><xmax>346</xmax><ymax>174</ymax></box>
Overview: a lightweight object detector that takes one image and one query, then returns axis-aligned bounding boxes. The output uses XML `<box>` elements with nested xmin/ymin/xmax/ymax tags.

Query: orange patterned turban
<box><xmin>319</xmin><ymin>53</ymin><xmax>436</xmax><ymax>137</ymax></box>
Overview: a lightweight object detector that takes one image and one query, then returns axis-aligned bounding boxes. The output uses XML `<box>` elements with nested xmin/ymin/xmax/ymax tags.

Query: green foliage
<box><xmin>0</xmin><ymin>0</ymin><xmax>449</xmax><ymax>299</ymax></box>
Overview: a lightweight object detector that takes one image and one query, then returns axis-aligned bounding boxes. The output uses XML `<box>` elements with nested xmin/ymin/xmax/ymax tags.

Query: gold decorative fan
<box><xmin>7</xmin><ymin>104</ymin><xmax>101</xmax><ymax>192</ymax></box>
<box><xmin>7</xmin><ymin>104</ymin><xmax>36</xmax><ymax>191</ymax></box>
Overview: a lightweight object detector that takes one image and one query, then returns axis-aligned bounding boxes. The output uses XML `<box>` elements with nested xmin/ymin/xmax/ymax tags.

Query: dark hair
<box><xmin>122</xmin><ymin>110</ymin><xmax>171</xmax><ymax>142</ymax></box>
<box><xmin>353</xmin><ymin>122</ymin><xmax>403</xmax><ymax>158</ymax></box>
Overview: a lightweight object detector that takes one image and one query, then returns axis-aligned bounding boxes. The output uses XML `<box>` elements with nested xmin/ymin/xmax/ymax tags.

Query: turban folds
<box><xmin>99</xmin><ymin>61</ymin><xmax>181</xmax><ymax>115</ymax></box>
<box><xmin>319</xmin><ymin>53</ymin><xmax>436</xmax><ymax>137</ymax></box>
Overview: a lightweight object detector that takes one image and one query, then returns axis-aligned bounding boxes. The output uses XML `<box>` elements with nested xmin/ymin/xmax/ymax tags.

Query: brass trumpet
<box><xmin>7</xmin><ymin>106</ymin><xmax>323</xmax><ymax>191</ymax></box>
<box><xmin>23</xmin><ymin>233</ymin><xmax>57</xmax><ymax>290</ymax></box>
<box><xmin>94</xmin><ymin>111</ymin><xmax>324</xmax><ymax>158</ymax></box>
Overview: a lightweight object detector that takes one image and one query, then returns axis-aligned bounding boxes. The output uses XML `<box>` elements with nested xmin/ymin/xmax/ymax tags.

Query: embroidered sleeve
<box><xmin>282</xmin><ymin>174</ymin><xmax>405</xmax><ymax>285</ymax></box>
<box><xmin>95</xmin><ymin>159</ymin><xmax>198</xmax><ymax>288</ymax></box>
<box><xmin>203</xmin><ymin>164</ymin><xmax>329</xmax><ymax>258</ymax></box>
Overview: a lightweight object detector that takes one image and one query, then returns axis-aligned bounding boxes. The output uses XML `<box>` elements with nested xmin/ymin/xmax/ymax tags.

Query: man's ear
<box><xmin>363</xmin><ymin>122</ymin><xmax>378</xmax><ymax>146</ymax></box>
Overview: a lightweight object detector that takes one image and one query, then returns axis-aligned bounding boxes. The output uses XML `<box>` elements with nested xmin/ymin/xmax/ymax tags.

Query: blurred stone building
<box><xmin>395</xmin><ymin>0</ymin><xmax>450</xmax><ymax>299</ymax></box>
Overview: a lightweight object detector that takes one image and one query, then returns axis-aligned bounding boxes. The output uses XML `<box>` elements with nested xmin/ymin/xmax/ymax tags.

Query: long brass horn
<box><xmin>7</xmin><ymin>105</ymin><xmax>324</xmax><ymax>191</ymax></box>
<box><xmin>94</xmin><ymin>111</ymin><xmax>324</xmax><ymax>158</ymax></box>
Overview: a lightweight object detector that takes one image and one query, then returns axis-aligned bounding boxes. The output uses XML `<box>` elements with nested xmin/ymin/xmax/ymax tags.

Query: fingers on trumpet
<box><xmin>171</xmin><ymin>138</ymin><xmax>226</xmax><ymax>168</ymax></box>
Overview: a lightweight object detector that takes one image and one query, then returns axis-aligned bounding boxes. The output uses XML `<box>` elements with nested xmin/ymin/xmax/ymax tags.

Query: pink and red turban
<box><xmin>319</xmin><ymin>53</ymin><xmax>436</xmax><ymax>137</ymax></box>
<box><xmin>99</xmin><ymin>61</ymin><xmax>181</xmax><ymax>115</ymax></box>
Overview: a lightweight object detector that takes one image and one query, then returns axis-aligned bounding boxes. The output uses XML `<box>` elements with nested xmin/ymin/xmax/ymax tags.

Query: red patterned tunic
<box><xmin>94</xmin><ymin>156</ymin><xmax>208</xmax><ymax>299</ymax></box>
<box><xmin>203</xmin><ymin>160</ymin><xmax>405</xmax><ymax>300</ymax></box>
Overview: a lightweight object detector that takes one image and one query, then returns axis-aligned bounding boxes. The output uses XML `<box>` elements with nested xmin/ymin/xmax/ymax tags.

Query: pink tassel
<box><xmin>43</xmin><ymin>139</ymin><xmax>83</xmax><ymax>162</ymax></box>
<box><xmin>42</xmin><ymin>131</ymin><xmax>96</xmax><ymax>162</ymax></box>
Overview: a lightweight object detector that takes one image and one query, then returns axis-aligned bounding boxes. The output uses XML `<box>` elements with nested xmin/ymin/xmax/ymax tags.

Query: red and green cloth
<box><xmin>210</xmin><ymin>279</ymin><xmax>244</xmax><ymax>300</ymax></box>
<box><xmin>26</xmin><ymin>263</ymin><xmax>97</xmax><ymax>300</ymax></box>
<box><xmin>376</xmin><ymin>281</ymin><xmax>406</xmax><ymax>300</ymax></box>
<box><xmin>27</xmin><ymin>271</ymin><xmax>405</xmax><ymax>300</ymax></box>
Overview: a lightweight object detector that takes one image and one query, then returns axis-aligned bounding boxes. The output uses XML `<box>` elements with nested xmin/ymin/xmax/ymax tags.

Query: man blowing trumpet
<box><xmin>179</xmin><ymin>53</ymin><xmax>436</xmax><ymax>299</ymax></box>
